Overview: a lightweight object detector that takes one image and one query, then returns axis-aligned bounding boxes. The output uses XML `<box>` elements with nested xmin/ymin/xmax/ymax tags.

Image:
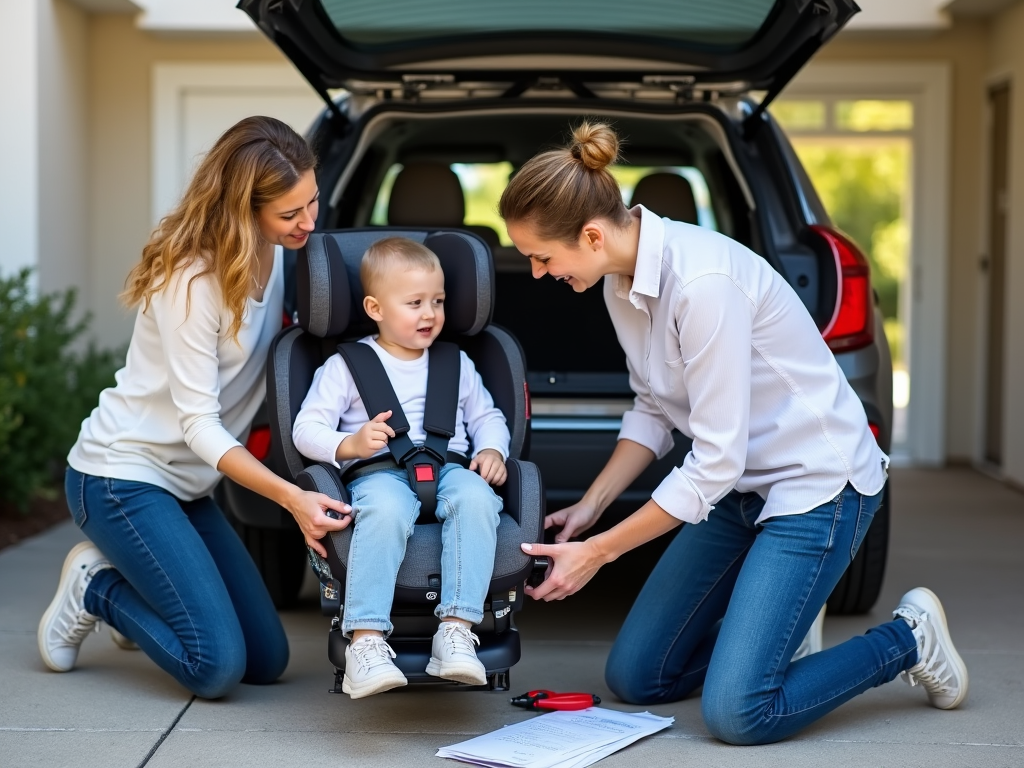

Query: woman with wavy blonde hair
<box><xmin>38</xmin><ymin>116</ymin><xmax>350</xmax><ymax>698</ymax></box>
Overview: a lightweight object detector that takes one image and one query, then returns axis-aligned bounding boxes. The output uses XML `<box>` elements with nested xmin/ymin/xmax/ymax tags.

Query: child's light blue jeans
<box><xmin>342</xmin><ymin>463</ymin><xmax>502</xmax><ymax>636</ymax></box>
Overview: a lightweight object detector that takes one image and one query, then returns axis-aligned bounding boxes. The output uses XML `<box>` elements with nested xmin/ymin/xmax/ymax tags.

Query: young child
<box><xmin>292</xmin><ymin>237</ymin><xmax>509</xmax><ymax>699</ymax></box>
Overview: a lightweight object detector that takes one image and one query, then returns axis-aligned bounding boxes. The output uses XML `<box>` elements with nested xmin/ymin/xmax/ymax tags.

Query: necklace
<box><xmin>252</xmin><ymin>273</ymin><xmax>264</xmax><ymax>291</ymax></box>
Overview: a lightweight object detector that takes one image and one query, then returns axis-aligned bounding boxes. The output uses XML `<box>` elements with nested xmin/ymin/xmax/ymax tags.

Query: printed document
<box><xmin>436</xmin><ymin>707</ymin><xmax>674</xmax><ymax>768</ymax></box>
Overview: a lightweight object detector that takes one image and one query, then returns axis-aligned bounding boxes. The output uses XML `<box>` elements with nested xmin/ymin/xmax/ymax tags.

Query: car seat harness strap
<box><xmin>337</xmin><ymin>341</ymin><xmax>461</xmax><ymax>518</ymax></box>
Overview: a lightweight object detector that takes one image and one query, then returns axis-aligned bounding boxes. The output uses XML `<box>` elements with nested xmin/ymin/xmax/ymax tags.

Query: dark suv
<box><xmin>223</xmin><ymin>0</ymin><xmax>892</xmax><ymax>614</ymax></box>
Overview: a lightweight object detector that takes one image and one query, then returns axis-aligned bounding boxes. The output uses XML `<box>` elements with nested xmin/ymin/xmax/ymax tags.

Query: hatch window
<box><xmin>319</xmin><ymin>0</ymin><xmax>778</xmax><ymax>48</ymax></box>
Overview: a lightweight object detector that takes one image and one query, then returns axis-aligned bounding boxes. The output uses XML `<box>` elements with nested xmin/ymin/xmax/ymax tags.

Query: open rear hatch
<box><xmin>240</xmin><ymin>0</ymin><xmax>858</xmax><ymax>128</ymax></box>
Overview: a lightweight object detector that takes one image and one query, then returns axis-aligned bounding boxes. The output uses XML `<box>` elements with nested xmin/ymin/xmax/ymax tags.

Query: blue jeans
<box><xmin>342</xmin><ymin>464</ymin><xmax>501</xmax><ymax>636</ymax></box>
<box><xmin>605</xmin><ymin>483</ymin><xmax>918</xmax><ymax>745</ymax></box>
<box><xmin>65</xmin><ymin>467</ymin><xmax>289</xmax><ymax>699</ymax></box>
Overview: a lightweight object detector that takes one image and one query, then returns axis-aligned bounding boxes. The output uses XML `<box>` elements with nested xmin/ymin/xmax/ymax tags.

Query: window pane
<box><xmin>319</xmin><ymin>0</ymin><xmax>777</xmax><ymax>47</ymax></box>
<box><xmin>770</xmin><ymin>100</ymin><xmax>826</xmax><ymax>132</ymax></box>
<box><xmin>453</xmin><ymin>162</ymin><xmax>514</xmax><ymax>245</ymax></box>
<box><xmin>835</xmin><ymin>100</ymin><xmax>913</xmax><ymax>132</ymax></box>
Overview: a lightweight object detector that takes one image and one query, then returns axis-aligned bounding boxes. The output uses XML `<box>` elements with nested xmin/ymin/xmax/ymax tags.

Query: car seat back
<box><xmin>387</xmin><ymin>162</ymin><xmax>501</xmax><ymax>249</ymax></box>
<box><xmin>630</xmin><ymin>172</ymin><xmax>699</xmax><ymax>225</ymax></box>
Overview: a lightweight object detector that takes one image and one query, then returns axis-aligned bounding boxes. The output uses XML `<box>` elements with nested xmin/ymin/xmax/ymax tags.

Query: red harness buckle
<box><xmin>414</xmin><ymin>464</ymin><xmax>435</xmax><ymax>483</ymax></box>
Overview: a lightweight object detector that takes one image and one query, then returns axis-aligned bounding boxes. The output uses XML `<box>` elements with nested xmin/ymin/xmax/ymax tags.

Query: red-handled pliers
<box><xmin>510</xmin><ymin>689</ymin><xmax>601</xmax><ymax>711</ymax></box>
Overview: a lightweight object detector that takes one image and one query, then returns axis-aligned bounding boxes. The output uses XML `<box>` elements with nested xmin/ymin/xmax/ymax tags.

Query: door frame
<box><xmin>151</xmin><ymin>62</ymin><xmax>319</xmax><ymax>226</ymax></box>
<box><xmin>782</xmin><ymin>62</ymin><xmax>951</xmax><ymax>466</ymax></box>
<box><xmin>973</xmin><ymin>72</ymin><xmax>1013</xmax><ymax>472</ymax></box>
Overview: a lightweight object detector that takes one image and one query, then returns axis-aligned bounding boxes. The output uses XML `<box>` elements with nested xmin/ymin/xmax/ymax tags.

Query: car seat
<box><xmin>266</xmin><ymin>227</ymin><xmax>547</xmax><ymax>692</ymax></box>
<box><xmin>630</xmin><ymin>172</ymin><xmax>699</xmax><ymax>225</ymax></box>
<box><xmin>387</xmin><ymin>162</ymin><xmax>503</xmax><ymax>250</ymax></box>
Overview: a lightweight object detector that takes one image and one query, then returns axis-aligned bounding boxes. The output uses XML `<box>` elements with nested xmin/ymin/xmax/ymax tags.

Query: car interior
<box><xmin>322</xmin><ymin>111</ymin><xmax>754</xmax><ymax>400</ymax></box>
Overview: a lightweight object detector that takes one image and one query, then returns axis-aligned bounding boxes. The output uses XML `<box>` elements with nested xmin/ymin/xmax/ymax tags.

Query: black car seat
<box><xmin>266</xmin><ymin>227</ymin><xmax>547</xmax><ymax>692</ymax></box>
<box><xmin>387</xmin><ymin>162</ymin><xmax>503</xmax><ymax>250</ymax></box>
<box><xmin>629</xmin><ymin>172</ymin><xmax>699</xmax><ymax>225</ymax></box>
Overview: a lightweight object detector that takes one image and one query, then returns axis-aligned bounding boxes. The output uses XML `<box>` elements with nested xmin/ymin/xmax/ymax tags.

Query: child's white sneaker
<box><xmin>426</xmin><ymin>622</ymin><xmax>487</xmax><ymax>685</ymax></box>
<box><xmin>893</xmin><ymin>587</ymin><xmax>969</xmax><ymax>710</ymax></box>
<box><xmin>342</xmin><ymin>636</ymin><xmax>407</xmax><ymax>699</ymax></box>
<box><xmin>38</xmin><ymin>542</ymin><xmax>111</xmax><ymax>672</ymax></box>
<box><xmin>791</xmin><ymin>605</ymin><xmax>826</xmax><ymax>662</ymax></box>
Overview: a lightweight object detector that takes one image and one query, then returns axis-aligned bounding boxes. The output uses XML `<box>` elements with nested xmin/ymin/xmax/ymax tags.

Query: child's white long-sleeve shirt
<box><xmin>292</xmin><ymin>336</ymin><xmax>510</xmax><ymax>471</ymax></box>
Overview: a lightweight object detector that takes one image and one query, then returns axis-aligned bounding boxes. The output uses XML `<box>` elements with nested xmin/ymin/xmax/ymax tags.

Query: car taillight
<box><xmin>246</xmin><ymin>426</ymin><xmax>272</xmax><ymax>461</ymax></box>
<box><xmin>282</xmin><ymin>311</ymin><xmax>293</xmax><ymax>328</ymax></box>
<box><xmin>868</xmin><ymin>422</ymin><xmax>880</xmax><ymax>442</ymax></box>
<box><xmin>811</xmin><ymin>225</ymin><xmax>874</xmax><ymax>352</ymax></box>
<box><xmin>524</xmin><ymin>382</ymin><xmax>531</xmax><ymax>420</ymax></box>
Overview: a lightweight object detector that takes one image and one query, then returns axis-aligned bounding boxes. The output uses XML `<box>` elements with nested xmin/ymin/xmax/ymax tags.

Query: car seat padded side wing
<box><xmin>268</xmin><ymin>326</ymin><xmax>322</xmax><ymax>480</ymax></box>
<box><xmin>461</xmin><ymin>325</ymin><xmax>529</xmax><ymax>462</ymax></box>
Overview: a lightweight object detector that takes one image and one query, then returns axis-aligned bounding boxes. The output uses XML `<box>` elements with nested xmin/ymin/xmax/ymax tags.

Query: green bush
<box><xmin>0</xmin><ymin>269</ymin><xmax>123</xmax><ymax>511</ymax></box>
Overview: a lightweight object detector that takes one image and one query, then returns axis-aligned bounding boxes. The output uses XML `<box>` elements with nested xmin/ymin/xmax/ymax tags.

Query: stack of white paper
<box><xmin>436</xmin><ymin>707</ymin><xmax>674</xmax><ymax>768</ymax></box>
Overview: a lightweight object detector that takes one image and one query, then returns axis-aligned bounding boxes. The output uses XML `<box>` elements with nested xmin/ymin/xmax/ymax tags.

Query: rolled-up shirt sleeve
<box><xmin>651</xmin><ymin>274</ymin><xmax>753</xmax><ymax>524</ymax></box>
<box><xmin>151</xmin><ymin>267</ymin><xmax>241</xmax><ymax>470</ymax></box>
<box><xmin>292</xmin><ymin>354</ymin><xmax>357</xmax><ymax>467</ymax></box>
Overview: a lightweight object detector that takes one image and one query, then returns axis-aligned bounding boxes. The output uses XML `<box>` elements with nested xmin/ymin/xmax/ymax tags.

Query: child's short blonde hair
<box><xmin>360</xmin><ymin>237</ymin><xmax>441</xmax><ymax>297</ymax></box>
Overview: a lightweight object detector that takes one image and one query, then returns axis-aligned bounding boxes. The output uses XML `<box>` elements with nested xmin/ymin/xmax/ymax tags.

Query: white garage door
<box><xmin>153</xmin><ymin>64</ymin><xmax>325</xmax><ymax>224</ymax></box>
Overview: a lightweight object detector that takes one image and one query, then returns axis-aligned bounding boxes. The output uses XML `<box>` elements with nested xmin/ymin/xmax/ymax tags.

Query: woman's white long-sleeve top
<box><xmin>68</xmin><ymin>248</ymin><xmax>283</xmax><ymax>500</ymax></box>
<box><xmin>607</xmin><ymin>206</ymin><xmax>888</xmax><ymax>526</ymax></box>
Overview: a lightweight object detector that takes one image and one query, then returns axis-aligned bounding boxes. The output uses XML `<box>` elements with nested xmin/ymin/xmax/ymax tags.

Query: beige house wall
<box><xmin>814</xmin><ymin>23</ymin><xmax>991</xmax><ymax>462</ymax></box>
<box><xmin>87</xmin><ymin>15</ymin><xmax>286</xmax><ymax>345</ymax></box>
<box><xmin>989</xmin><ymin>2</ymin><xmax>1024</xmax><ymax>487</ymax></box>
<box><xmin>37</xmin><ymin>0</ymin><xmax>91</xmax><ymax>303</ymax></box>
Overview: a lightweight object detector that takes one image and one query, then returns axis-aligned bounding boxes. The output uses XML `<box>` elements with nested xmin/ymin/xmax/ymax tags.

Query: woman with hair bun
<box><xmin>38</xmin><ymin>116</ymin><xmax>351</xmax><ymax>698</ymax></box>
<box><xmin>502</xmin><ymin>122</ymin><xmax>967</xmax><ymax>745</ymax></box>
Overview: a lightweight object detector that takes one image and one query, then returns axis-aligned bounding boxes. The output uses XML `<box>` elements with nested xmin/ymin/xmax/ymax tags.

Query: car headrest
<box><xmin>387</xmin><ymin>163</ymin><xmax>465</xmax><ymax>227</ymax></box>
<box><xmin>297</xmin><ymin>229</ymin><xmax>494</xmax><ymax>340</ymax></box>
<box><xmin>630</xmin><ymin>173</ymin><xmax>699</xmax><ymax>225</ymax></box>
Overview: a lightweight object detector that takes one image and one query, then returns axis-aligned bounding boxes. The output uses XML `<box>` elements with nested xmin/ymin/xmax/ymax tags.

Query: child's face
<box><xmin>364</xmin><ymin>266</ymin><xmax>445</xmax><ymax>354</ymax></box>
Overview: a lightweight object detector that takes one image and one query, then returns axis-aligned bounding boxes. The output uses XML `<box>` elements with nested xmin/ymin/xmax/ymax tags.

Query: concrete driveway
<box><xmin>2</xmin><ymin>467</ymin><xmax>1022</xmax><ymax>768</ymax></box>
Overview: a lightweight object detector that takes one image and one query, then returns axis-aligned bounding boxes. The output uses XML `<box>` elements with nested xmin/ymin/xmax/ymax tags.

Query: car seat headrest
<box><xmin>297</xmin><ymin>229</ymin><xmax>494</xmax><ymax>340</ymax></box>
<box><xmin>388</xmin><ymin>163</ymin><xmax>465</xmax><ymax>227</ymax></box>
<box><xmin>630</xmin><ymin>173</ymin><xmax>699</xmax><ymax>225</ymax></box>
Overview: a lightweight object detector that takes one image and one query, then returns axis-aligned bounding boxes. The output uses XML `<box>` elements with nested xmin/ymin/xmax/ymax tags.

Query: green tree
<box><xmin>792</xmin><ymin>141</ymin><xmax>909</xmax><ymax>325</ymax></box>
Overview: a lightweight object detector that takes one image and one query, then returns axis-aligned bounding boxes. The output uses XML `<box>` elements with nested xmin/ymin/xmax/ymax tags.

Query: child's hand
<box><xmin>338</xmin><ymin>410</ymin><xmax>395</xmax><ymax>460</ymax></box>
<box><xmin>470</xmin><ymin>448</ymin><xmax>507</xmax><ymax>486</ymax></box>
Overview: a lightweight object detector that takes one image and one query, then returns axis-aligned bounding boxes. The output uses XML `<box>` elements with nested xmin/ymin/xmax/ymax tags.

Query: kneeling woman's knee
<box><xmin>243</xmin><ymin>627</ymin><xmax>290</xmax><ymax>686</ymax></box>
<box><xmin>186</xmin><ymin>634</ymin><xmax>247</xmax><ymax>699</ymax></box>
<box><xmin>605</xmin><ymin>644</ymin><xmax>662</xmax><ymax>705</ymax></box>
<box><xmin>701</xmin><ymin>691</ymin><xmax>767</xmax><ymax>746</ymax></box>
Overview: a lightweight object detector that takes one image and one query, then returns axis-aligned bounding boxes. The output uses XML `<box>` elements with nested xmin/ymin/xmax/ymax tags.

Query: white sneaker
<box><xmin>893</xmin><ymin>587</ymin><xmax>969</xmax><ymax>710</ymax></box>
<box><xmin>792</xmin><ymin>605</ymin><xmax>826</xmax><ymax>662</ymax></box>
<box><xmin>110</xmin><ymin>626</ymin><xmax>139</xmax><ymax>650</ymax></box>
<box><xmin>38</xmin><ymin>542</ymin><xmax>111</xmax><ymax>672</ymax></box>
<box><xmin>426</xmin><ymin>622</ymin><xmax>487</xmax><ymax>686</ymax></box>
<box><xmin>342</xmin><ymin>636</ymin><xmax>407</xmax><ymax>699</ymax></box>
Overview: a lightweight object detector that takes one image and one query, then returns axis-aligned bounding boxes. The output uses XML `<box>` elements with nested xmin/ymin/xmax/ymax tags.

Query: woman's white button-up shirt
<box><xmin>606</xmin><ymin>206</ymin><xmax>888</xmax><ymax>525</ymax></box>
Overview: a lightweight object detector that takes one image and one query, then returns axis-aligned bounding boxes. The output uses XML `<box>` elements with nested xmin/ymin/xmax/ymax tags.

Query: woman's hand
<box><xmin>522</xmin><ymin>499</ymin><xmax>683</xmax><ymax>602</ymax></box>
<box><xmin>545</xmin><ymin>498</ymin><xmax>603</xmax><ymax>543</ymax></box>
<box><xmin>520</xmin><ymin>540</ymin><xmax>609</xmax><ymax>601</ymax></box>
<box><xmin>338</xmin><ymin>410</ymin><xmax>395</xmax><ymax>461</ymax></box>
<box><xmin>217</xmin><ymin>446</ymin><xmax>351</xmax><ymax>558</ymax></box>
<box><xmin>470</xmin><ymin>449</ymin><xmax>507</xmax><ymax>486</ymax></box>
<box><xmin>282</xmin><ymin>486</ymin><xmax>352</xmax><ymax>558</ymax></box>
